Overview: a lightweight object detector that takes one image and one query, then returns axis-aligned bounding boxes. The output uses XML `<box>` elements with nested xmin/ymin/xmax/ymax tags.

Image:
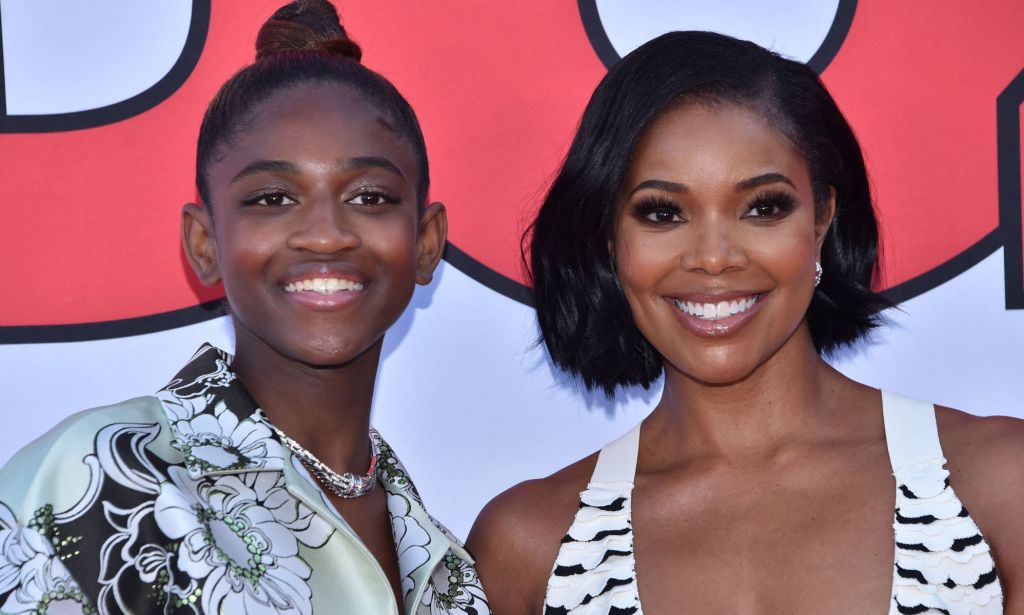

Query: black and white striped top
<box><xmin>542</xmin><ymin>391</ymin><xmax>1003</xmax><ymax>614</ymax></box>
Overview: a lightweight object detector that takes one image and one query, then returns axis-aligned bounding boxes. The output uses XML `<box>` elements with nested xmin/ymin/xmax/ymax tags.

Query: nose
<box><xmin>287</xmin><ymin>198</ymin><xmax>360</xmax><ymax>254</ymax></box>
<box><xmin>681</xmin><ymin>218</ymin><xmax>747</xmax><ymax>275</ymax></box>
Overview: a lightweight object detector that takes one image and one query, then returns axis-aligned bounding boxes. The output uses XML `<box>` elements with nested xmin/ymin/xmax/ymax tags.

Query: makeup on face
<box><xmin>613</xmin><ymin>102</ymin><xmax>822</xmax><ymax>384</ymax></box>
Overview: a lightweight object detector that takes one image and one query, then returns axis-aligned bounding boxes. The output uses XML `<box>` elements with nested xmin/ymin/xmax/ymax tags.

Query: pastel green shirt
<box><xmin>0</xmin><ymin>344</ymin><xmax>489</xmax><ymax>615</ymax></box>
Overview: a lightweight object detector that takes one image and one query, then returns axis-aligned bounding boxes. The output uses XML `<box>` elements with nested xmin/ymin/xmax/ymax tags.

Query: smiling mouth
<box><xmin>284</xmin><ymin>277</ymin><xmax>365</xmax><ymax>294</ymax></box>
<box><xmin>672</xmin><ymin>294</ymin><xmax>760</xmax><ymax>321</ymax></box>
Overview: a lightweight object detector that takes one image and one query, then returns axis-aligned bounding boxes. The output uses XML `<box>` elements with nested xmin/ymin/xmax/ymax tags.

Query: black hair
<box><xmin>195</xmin><ymin>0</ymin><xmax>429</xmax><ymax>208</ymax></box>
<box><xmin>529</xmin><ymin>31</ymin><xmax>891</xmax><ymax>396</ymax></box>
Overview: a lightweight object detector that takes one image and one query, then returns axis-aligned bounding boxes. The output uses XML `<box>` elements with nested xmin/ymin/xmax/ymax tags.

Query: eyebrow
<box><xmin>336</xmin><ymin>156</ymin><xmax>405</xmax><ymax>178</ymax></box>
<box><xmin>628</xmin><ymin>179</ymin><xmax>688</xmax><ymax>196</ymax></box>
<box><xmin>628</xmin><ymin>172</ymin><xmax>794</xmax><ymax>196</ymax></box>
<box><xmin>229</xmin><ymin>156</ymin><xmax>406</xmax><ymax>185</ymax></box>
<box><xmin>230</xmin><ymin>160</ymin><xmax>298</xmax><ymax>184</ymax></box>
<box><xmin>735</xmin><ymin>172</ymin><xmax>794</xmax><ymax>190</ymax></box>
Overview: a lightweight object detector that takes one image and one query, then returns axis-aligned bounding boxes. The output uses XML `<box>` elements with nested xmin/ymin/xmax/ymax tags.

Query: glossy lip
<box><xmin>279</xmin><ymin>262</ymin><xmax>369</xmax><ymax>312</ymax></box>
<box><xmin>664</xmin><ymin>290</ymin><xmax>768</xmax><ymax>338</ymax></box>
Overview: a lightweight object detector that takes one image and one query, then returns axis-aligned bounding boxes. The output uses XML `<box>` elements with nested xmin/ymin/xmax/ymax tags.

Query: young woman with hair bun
<box><xmin>468</xmin><ymin>31</ymin><xmax>1024</xmax><ymax>614</ymax></box>
<box><xmin>0</xmin><ymin>2</ymin><xmax>489</xmax><ymax>613</ymax></box>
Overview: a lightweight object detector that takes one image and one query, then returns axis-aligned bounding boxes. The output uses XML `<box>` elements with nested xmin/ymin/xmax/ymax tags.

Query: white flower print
<box><xmin>172</xmin><ymin>400</ymin><xmax>277</xmax><ymax>475</ymax></box>
<box><xmin>418</xmin><ymin>554</ymin><xmax>491</xmax><ymax>615</ymax></box>
<box><xmin>157</xmin><ymin>351</ymin><xmax>236</xmax><ymax>423</ymax></box>
<box><xmin>0</xmin><ymin>503</ymin><xmax>92</xmax><ymax>615</ymax></box>
<box><xmin>387</xmin><ymin>492</ymin><xmax>432</xmax><ymax>599</ymax></box>
<box><xmin>154</xmin><ymin>466</ymin><xmax>331</xmax><ymax>615</ymax></box>
<box><xmin>157</xmin><ymin>391</ymin><xmax>218</xmax><ymax>424</ymax></box>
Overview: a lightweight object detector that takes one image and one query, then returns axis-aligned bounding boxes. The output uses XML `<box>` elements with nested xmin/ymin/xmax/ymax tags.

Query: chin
<box><xmin>305</xmin><ymin>342</ymin><xmax>373</xmax><ymax>367</ymax></box>
<box><xmin>671</xmin><ymin>355</ymin><xmax>762</xmax><ymax>387</ymax></box>
<box><xmin>266</xmin><ymin>333</ymin><xmax>374</xmax><ymax>369</ymax></box>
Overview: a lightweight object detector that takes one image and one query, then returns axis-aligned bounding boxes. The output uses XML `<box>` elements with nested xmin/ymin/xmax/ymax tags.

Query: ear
<box><xmin>181</xmin><ymin>203</ymin><xmax>221</xmax><ymax>286</ymax></box>
<box><xmin>815</xmin><ymin>187</ymin><xmax>837</xmax><ymax>256</ymax></box>
<box><xmin>415</xmin><ymin>202</ymin><xmax>448</xmax><ymax>285</ymax></box>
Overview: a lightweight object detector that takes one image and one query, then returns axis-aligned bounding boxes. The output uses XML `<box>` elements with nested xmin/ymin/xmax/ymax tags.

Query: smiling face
<box><xmin>614</xmin><ymin>102</ymin><xmax>833</xmax><ymax>385</ymax></box>
<box><xmin>183</xmin><ymin>81</ymin><xmax>445</xmax><ymax>368</ymax></box>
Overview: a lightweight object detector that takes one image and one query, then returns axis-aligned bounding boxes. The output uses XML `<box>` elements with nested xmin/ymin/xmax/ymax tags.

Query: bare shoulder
<box><xmin>935</xmin><ymin>405</ymin><xmax>1024</xmax><ymax>485</ymax></box>
<box><xmin>466</xmin><ymin>453</ymin><xmax>597</xmax><ymax>615</ymax></box>
<box><xmin>936</xmin><ymin>406</ymin><xmax>1024</xmax><ymax>601</ymax></box>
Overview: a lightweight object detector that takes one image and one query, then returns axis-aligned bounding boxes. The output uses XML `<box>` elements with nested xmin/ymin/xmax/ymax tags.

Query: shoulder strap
<box><xmin>589</xmin><ymin>423</ymin><xmax>641</xmax><ymax>486</ymax></box>
<box><xmin>881</xmin><ymin>390</ymin><xmax>944</xmax><ymax>472</ymax></box>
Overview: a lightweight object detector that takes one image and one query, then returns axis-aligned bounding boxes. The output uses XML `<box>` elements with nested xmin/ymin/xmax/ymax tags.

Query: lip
<box><xmin>279</xmin><ymin>262</ymin><xmax>368</xmax><ymax>312</ymax></box>
<box><xmin>664</xmin><ymin>291</ymin><xmax>768</xmax><ymax>338</ymax></box>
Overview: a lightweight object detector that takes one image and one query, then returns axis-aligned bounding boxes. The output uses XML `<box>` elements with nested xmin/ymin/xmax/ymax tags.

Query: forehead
<box><xmin>626</xmin><ymin>102</ymin><xmax>809</xmax><ymax>188</ymax></box>
<box><xmin>209</xmin><ymin>82</ymin><xmax>415</xmax><ymax>181</ymax></box>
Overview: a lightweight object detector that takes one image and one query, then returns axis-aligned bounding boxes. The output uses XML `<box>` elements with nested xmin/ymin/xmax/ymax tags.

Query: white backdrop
<box><xmin>1</xmin><ymin>1</ymin><xmax>1022</xmax><ymax>541</ymax></box>
<box><xmin>2</xmin><ymin>251</ymin><xmax>1022</xmax><ymax>539</ymax></box>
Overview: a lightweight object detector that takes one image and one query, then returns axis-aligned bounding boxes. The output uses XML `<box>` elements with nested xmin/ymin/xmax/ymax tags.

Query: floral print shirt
<box><xmin>0</xmin><ymin>344</ymin><xmax>490</xmax><ymax>615</ymax></box>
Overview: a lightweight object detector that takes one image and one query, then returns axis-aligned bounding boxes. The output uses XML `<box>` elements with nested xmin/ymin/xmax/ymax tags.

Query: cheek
<box><xmin>745</xmin><ymin>225</ymin><xmax>818</xmax><ymax>284</ymax></box>
<box><xmin>362</xmin><ymin>216</ymin><xmax>421</xmax><ymax>282</ymax></box>
<box><xmin>614</xmin><ymin>229</ymin><xmax>677</xmax><ymax>289</ymax></box>
<box><xmin>613</xmin><ymin>229</ymin><xmax>679</xmax><ymax>325</ymax></box>
<box><xmin>216</xmin><ymin>224</ymin><xmax>276</xmax><ymax>280</ymax></box>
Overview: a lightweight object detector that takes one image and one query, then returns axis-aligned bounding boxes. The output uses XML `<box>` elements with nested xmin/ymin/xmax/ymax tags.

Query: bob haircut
<box><xmin>529</xmin><ymin>30</ymin><xmax>891</xmax><ymax>396</ymax></box>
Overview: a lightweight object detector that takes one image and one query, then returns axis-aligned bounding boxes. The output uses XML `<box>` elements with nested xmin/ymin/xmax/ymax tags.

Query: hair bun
<box><xmin>255</xmin><ymin>0</ymin><xmax>362</xmax><ymax>62</ymax></box>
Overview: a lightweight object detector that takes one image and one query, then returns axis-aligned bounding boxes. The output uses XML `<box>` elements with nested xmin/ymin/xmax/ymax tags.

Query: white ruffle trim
<box><xmin>890</xmin><ymin>458</ymin><xmax>1003</xmax><ymax>614</ymax></box>
<box><xmin>544</xmin><ymin>486</ymin><xmax>643</xmax><ymax>613</ymax></box>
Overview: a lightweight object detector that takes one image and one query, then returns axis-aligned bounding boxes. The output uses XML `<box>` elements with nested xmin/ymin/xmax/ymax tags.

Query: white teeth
<box><xmin>284</xmin><ymin>278</ymin><xmax>365</xmax><ymax>294</ymax></box>
<box><xmin>673</xmin><ymin>295</ymin><xmax>759</xmax><ymax>321</ymax></box>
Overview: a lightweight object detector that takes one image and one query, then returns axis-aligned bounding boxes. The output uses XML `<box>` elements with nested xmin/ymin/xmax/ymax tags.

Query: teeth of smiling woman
<box><xmin>284</xmin><ymin>278</ymin><xmax>365</xmax><ymax>294</ymax></box>
<box><xmin>674</xmin><ymin>295</ymin><xmax>759</xmax><ymax>321</ymax></box>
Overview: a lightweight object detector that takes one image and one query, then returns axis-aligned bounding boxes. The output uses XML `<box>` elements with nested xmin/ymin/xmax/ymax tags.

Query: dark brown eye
<box><xmin>634</xmin><ymin>196</ymin><xmax>684</xmax><ymax>225</ymax></box>
<box><xmin>744</xmin><ymin>190</ymin><xmax>798</xmax><ymax>219</ymax></box>
<box><xmin>243</xmin><ymin>192</ymin><xmax>297</xmax><ymax>207</ymax></box>
<box><xmin>648</xmin><ymin>210</ymin><xmax>681</xmax><ymax>223</ymax></box>
<box><xmin>349</xmin><ymin>191</ymin><xmax>396</xmax><ymax>206</ymax></box>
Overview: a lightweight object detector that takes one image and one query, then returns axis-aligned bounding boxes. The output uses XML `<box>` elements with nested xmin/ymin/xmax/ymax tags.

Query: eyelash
<box><xmin>632</xmin><ymin>190</ymin><xmax>798</xmax><ymax>225</ymax></box>
<box><xmin>240</xmin><ymin>188</ymin><xmax>400</xmax><ymax>208</ymax></box>
<box><xmin>242</xmin><ymin>190</ymin><xmax>296</xmax><ymax>207</ymax></box>
<box><xmin>348</xmin><ymin>189</ymin><xmax>399</xmax><ymax>207</ymax></box>
<box><xmin>744</xmin><ymin>190</ymin><xmax>797</xmax><ymax>219</ymax></box>
<box><xmin>634</xmin><ymin>196</ymin><xmax>683</xmax><ymax>225</ymax></box>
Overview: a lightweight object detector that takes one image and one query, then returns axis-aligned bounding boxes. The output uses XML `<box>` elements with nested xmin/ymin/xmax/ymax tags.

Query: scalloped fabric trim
<box><xmin>544</xmin><ymin>485</ymin><xmax>642</xmax><ymax>615</ymax></box>
<box><xmin>890</xmin><ymin>458</ymin><xmax>1003</xmax><ymax>614</ymax></box>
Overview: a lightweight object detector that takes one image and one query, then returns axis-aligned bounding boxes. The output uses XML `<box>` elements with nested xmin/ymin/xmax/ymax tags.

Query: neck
<box><xmin>646</xmin><ymin>326</ymin><xmax>862</xmax><ymax>466</ymax></box>
<box><xmin>230</xmin><ymin>325</ymin><xmax>381</xmax><ymax>475</ymax></box>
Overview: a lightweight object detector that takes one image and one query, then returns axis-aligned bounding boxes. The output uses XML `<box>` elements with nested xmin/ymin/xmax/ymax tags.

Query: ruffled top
<box><xmin>542</xmin><ymin>392</ymin><xmax>1004</xmax><ymax>614</ymax></box>
<box><xmin>886</xmin><ymin>392</ymin><xmax>1002</xmax><ymax>614</ymax></box>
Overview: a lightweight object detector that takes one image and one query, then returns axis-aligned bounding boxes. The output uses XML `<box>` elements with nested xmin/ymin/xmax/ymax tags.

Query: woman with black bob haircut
<box><xmin>0</xmin><ymin>2</ymin><xmax>489</xmax><ymax>614</ymax></box>
<box><xmin>533</xmin><ymin>31</ymin><xmax>885</xmax><ymax>394</ymax></box>
<box><xmin>469</xmin><ymin>31</ymin><xmax>1024</xmax><ymax>614</ymax></box>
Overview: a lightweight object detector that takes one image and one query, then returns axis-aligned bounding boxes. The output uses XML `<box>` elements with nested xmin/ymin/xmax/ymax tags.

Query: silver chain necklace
<box><xmin>270</xmin><ymin>424</ymin><xmax>378</xmax><ymax>498</ymax></box>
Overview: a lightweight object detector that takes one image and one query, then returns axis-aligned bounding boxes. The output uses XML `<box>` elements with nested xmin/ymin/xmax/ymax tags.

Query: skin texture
<box><xmin>182</xmin><ymin>81</ymin><xmax>447</xmax><ymax>611</ymax></box>
<box><xmin>467</xmin><ymin>103</ymin><xmax>1024</xmax><ymax>613</ymax></box>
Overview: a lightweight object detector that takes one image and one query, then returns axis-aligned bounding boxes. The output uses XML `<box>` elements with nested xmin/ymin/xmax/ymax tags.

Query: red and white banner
<box><xmin>1</xmin><ymin>1</ymin><xmax>1021</xmax><ymax>537</ymax></box>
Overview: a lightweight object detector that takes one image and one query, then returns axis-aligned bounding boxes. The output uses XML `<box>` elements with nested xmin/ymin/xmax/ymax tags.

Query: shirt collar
<box><xmin>155</xmin><ymin>344</ymin><xmax>471</xmax><ymax>563</ymax></box>
<box><xmin>156</xmin><ymin>343</ymin><xmax>287</xmax><ymax>479</ymax></box>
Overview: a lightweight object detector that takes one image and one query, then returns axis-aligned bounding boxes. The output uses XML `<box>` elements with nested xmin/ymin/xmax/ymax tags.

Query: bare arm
<box><xmin>467</xmin><ymin>469</ymin><xmax>589</xmax><ymax>615</ymax></box>
<box><xmin>938</xmin><ymin>409</ymin><xmax>1024</xmax><ymax>610</ymax></box>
